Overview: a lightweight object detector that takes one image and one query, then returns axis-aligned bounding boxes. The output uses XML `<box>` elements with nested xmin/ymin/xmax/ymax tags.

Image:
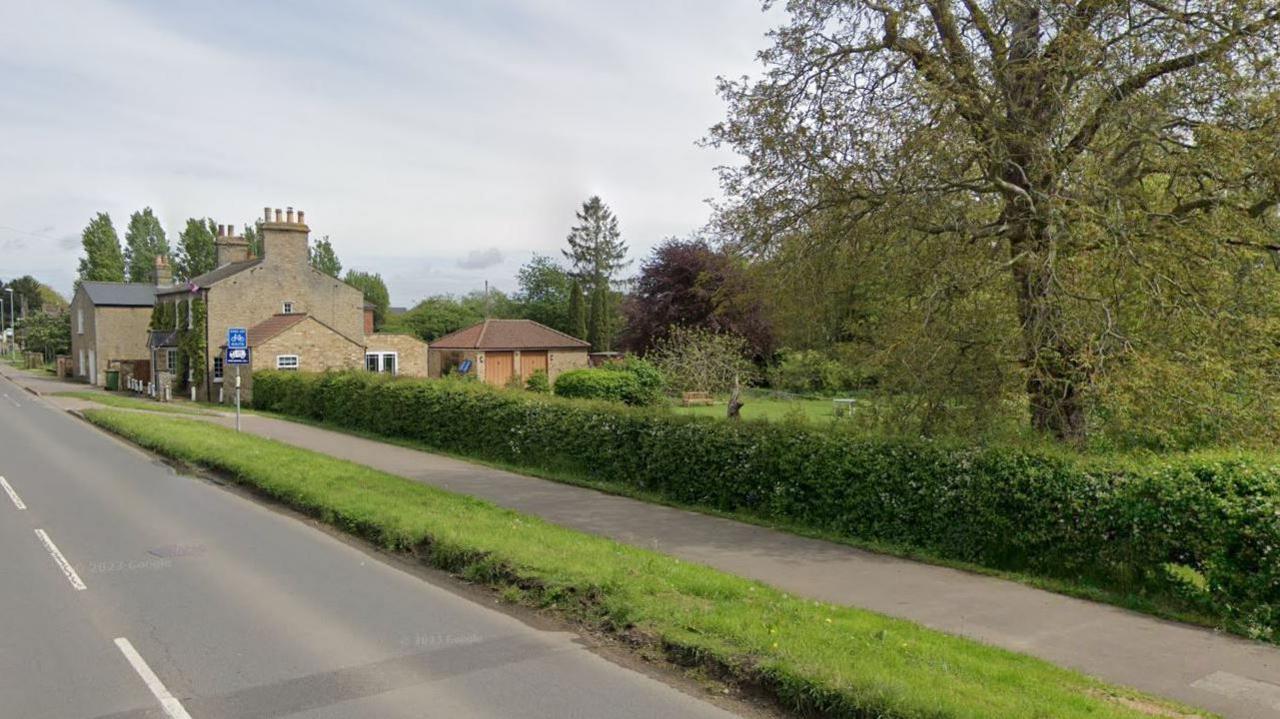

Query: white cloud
<box><xmin>457</xmin><ymin>247</ymin><xmax>504</xmax><ymax>271</ymax></box>
<box><xmin>0</xmin><ymin>0</ymin><xmax>779</xmax><ymax>303</ymax></box>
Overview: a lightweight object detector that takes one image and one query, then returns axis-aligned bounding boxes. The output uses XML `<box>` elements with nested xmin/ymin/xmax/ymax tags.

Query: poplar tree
<box><xmin>174</xmin><ymin>218</ymin><xmax>217</xmax><ymax>280</ymax></box>
<box><xmin>123</xmin><ymin>208</ymin><xmax>169</xmax><ymax>283</ymax></box>
<box><xmin>76</xmin><ymin>212</ymin><xmax>125</xmax><ymax>282</ymax></box>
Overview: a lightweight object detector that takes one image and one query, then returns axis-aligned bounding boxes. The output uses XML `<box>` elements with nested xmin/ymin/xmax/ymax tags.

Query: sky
<box><xmin>0</xmin><ymin>1</ymin><xmax>779</xmax><ymax>306</ymax></box>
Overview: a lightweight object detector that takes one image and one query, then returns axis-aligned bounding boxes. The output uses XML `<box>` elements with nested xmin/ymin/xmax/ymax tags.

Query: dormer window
<box><xmin>282</xmin><ymin>301</ymin><xmax>294</xmax><ymax>314</ymax></box>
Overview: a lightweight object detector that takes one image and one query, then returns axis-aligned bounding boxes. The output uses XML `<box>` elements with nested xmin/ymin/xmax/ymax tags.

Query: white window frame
<box><xmin>166</xmin><ymin>349</ymin><xmax>178</xmax><ymax>372</ymax></box>
<box><xmin>186</xmin><ymin>299</ymin><xmax>193</xmax><ymax>330</ymax></box>
<box><xmin>282</xmin><ymin>301</ymin><xmax>294</xmax><ymax>314</ymax></box>
<box><xmin>212</xmin><ymin>356</ymin><xmax>224</xmax><ymax>382</ymax></box>
<box><xmin>79</xmin><ymin>349</ymin><xmax>86</xmax><ymax>376</ymax></box>
<box><xmin>77</xmin><ymin>308</ymin><xmax>84</xmax><ymax>334</ymax></box>
<box><xmin>365</xmin><ymin>351</ymin><xmax>397</xmax><ymax>375</ymax></box>
<box><xmin>276</xmin><ymin>354</ymin><xmax>299</xmax><ymax>371</ymax></box>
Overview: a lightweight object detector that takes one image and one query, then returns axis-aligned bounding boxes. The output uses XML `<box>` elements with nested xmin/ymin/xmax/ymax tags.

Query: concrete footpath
<box><xmin>8</xmin><ymin>365</ymin><xmax>1280</xmax><ymax>718</ymax></box>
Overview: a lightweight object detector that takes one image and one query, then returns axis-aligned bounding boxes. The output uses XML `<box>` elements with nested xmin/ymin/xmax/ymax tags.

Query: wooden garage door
<box><xmin>485</xmin><ymin>351</ymin><xmax>514</xmax><ymax>387</ymax></box>
<box><xmin>519</xmin><ymin>351</ymin><xmax>547</xmax><ymax>379</ymax></box>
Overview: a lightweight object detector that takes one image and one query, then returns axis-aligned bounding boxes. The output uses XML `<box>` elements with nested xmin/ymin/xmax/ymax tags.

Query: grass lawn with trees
<box><xmin>84</xmin><ymin>407</ymin><xmax>1200</xmax><ymax>719</ymax></box>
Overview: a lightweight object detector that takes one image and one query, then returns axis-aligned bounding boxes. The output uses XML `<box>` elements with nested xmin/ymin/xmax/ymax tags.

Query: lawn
<box><xmin>84</xmin><ymin>407</ymin><xmax>1205</xmax><ymax>719</ymax></box>
<box><xmin>54</xmin><ymin>391</ymin><xmax>215</xmax><ymax>416</ymax></box>
<box><xmin>670</xmin><ymin>394</ymin><xmax>852</xmax><ymax>422</ymax></box>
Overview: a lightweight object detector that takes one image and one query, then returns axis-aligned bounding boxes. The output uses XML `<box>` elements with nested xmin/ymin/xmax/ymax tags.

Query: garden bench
<box><xmin>681</xmin><ymin>391</ymin><xmax>715</xmax><ymax>406</ymax></box>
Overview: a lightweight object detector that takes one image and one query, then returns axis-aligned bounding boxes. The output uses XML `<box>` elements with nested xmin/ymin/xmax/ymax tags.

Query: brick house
<box><xmin>69</xmin><ymin>281</ymin><xmax>156</xmax><ymax>386</ymax></box>
<box><xmin>152</xmin><ymin>207</ymin><xmax>366</xmax><ymax>402</ymax></box>
<box><xmin>427</xmin><ymin>319</ymin><xmax>589</xmax><ymax>387</ymax></box>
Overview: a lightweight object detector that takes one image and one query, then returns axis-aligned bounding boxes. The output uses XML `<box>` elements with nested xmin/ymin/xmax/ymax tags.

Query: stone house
<box><xmin>152</xmin><ymin>207</ymin><xmax>366</xmax><ymax>402</ymax></box>
<box><xmin>69</xmin><ymin>280</ymin><xmax>156</xmax><ymax>386</ymax></box>
<box><xmin>220</xmin><ymin>313</ymin><xmax>365</xmax><ymax>401</ymax></box>
<box><xmin>362</xmin><ymin>302</ymin><xmax>430</xmax><ymax>376</ymax></box>
<box><xmin>427</xmin><ymin>319</ymin><xmax>589</xmax><ymax>387</ymax></box>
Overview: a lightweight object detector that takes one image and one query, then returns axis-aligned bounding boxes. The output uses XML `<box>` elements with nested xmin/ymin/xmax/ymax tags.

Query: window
<box><xmin>365</xmin><ymin>352</ymin><xmax>397</xmax><ymax>375</ymax></box>
<box><xmin>212</xmin><ymin>356</ymin><xmax>223</xmax><ymax>382</ymax></box>
<box><xmin>166</xmin><ymin>349</ymin><xmax>178</xmax><ymax>371</ymax></box>
<box><xmin>282</xmin><ymin>301</ymin><xmax>294</xmax><ymax>314</ymax></box>
<box><xmin>276</xmin><ymin>355</ymin><xmax>299</xmax><ymax>371</ymax></box>
<box><xmin>186</xmin><ymin>299</ymin><xmax>193</xmax><ymax>330</ymax></box>
<box><xmin>79</xmin><ymin>350</ymin><xmax>86</xmax><ymax>376</ymax></box>
<box><xmin>77</xmin><ymin>308</ymin><xmax>84</xmax><ymax>334</ymax></box>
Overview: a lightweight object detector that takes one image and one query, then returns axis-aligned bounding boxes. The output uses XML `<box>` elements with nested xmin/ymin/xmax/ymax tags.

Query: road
<box><xmin>0</xmin><ymin>373</ymin><xmax>743</xmax><ymax>719</ymax></box>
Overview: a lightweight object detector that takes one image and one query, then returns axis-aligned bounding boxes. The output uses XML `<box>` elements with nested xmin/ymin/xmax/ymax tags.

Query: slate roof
<box><xmin>155</xmin><ymin>259</ymin><xmax>262</xmax><ymax>295</ymax></box>
<box><xmin>79</xmin><ymin>282</ymin><xmax>156</xmax><ymax>307</ymax></box>
<box><xmin>430</xmin><ymin>319</ymin><xmax>589</xmax><ymax>351</ymax></box>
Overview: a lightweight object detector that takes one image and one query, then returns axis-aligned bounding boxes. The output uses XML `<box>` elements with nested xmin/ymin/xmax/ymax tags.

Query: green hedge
<box><xmin>553</xmin><ymin>357</ymin><xmax>665</xmax><ymax>406</ymax></box>
<box><xmin>254</xmin><ymin>371</ymin><xmax>1280</xmax><ymax>640</ymax></box>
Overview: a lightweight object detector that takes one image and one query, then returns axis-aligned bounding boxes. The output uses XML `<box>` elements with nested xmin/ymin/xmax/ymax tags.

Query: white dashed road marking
<box><xmin>114</xmin><ymin>638</ymin><xmax>194</xmax><ymax>719</ymax></box>
<box><xmin>34</xmin><ymin>529</ymin><xmax>86</xmax><ymax>590</ymax></box>
<box><xmin>0</xmin><ymin>476</ymin><xmax>25</xmax><ymax>509</ymax></box>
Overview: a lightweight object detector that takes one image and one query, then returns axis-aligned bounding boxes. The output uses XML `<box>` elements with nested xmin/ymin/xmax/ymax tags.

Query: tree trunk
<box><xmin>727</xmin><ymin>374</ymin><xmax>744</xmax><ymax>420</ymax></box>
<box><xmin>1007</xmin><ymin>216</ymin><xmax>1087</xmax><ymax>443</ymax></box>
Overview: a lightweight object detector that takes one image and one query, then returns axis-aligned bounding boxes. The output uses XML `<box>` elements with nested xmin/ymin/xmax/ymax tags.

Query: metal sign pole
<box><xmin>235</xmin><ymin>366</ymin><xmax>241</xmax><ymax>432</ymax></box>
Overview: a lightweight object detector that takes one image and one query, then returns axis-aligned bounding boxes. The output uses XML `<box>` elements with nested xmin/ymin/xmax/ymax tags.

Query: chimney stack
<box><xmin>214</xmin><ymin>224</ymin><xmax>251</xmax><ymax>267</ymax></box>
<box><xmin>153</xmin><ymin>254</ymin><xmax>173</xmax><ymax>287</ymax></box>
<box><xmin>260</xmin><ymin>203</ymin><xmax>310</xmax><ymax>266</ymax></box>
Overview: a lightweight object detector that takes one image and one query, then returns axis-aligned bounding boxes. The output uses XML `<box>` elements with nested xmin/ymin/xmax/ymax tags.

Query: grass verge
<box><xmin>83</xmin><ymin>407</ymin><xmax>1206</xmax><ymax>719</ymax></box>
<box><xmin>255</xmin><ymin>409</ymin><xmax>1228</xmax><ymax>636</ymax></box>
<box><xmin>54</xmin><ymin>391</ymin><xmax>215</xmax><ymax>416</ymax></box>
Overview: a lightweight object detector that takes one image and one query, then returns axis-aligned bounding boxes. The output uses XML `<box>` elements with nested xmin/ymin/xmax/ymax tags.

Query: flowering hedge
<box><xmin>254</xmin><ymin>370</ymin><xmax>1280</xmax><ymax>639</ymax></box>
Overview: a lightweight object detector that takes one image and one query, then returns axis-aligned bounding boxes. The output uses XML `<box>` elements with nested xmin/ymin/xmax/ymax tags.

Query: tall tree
<box><xmin>587</xmin><ymin>283</ymin><xmax>609</xmax><ymax>351</ymax></box>
<box><xmin>621</xmin><ymin>237</ymin><xmax>773</xmax><ymax>358</ymax></box>
<box><xmin>310</xmin><ymin>235</ymin><xmax>342</xmax><ymax>277</ymax></box>
<box><xmin>243</xmin><ymin>222</ymin><xmax>262</xmax><ymax>258</ymax></box>
<box><xmin>345</xmin><ymin>270</ymin><xmax>390</xmax><ymax>329</ymax></box>
<box><xmin>2</xmin><ymin>276</ymin><xmax>44</xmax><ymax>316</ymax></box>
<box><xmin>712</xmin><ymin>1</ymin><xmax>1280</xmax><ymax>442</ymax></box>
<box><xmin>514</xmin><ymin>254</ymin><xmax>573</xmax><ymax>333</ymax></box>
<box><xmin>563</xmin><ymin>196</ymin><xmax>628</xmax><ymax>291</ymax></box>
<box><xmin>76</xmin><ymin>213</ymin><xmax>125</xmax><ymax>282</ymax></box>
<box><xmin>123</xmin><ymin>207</ymin><xmax>169</xmax><ymax>283</ymax></box>
<box><xmin>174</xmin><ymin>218</ymin><xmax>217</xmax><ymax>280</ymax></box>
<box><xmin>568</xmin><ymin>278</ymin><xmax>587</xmax><ymax>340</ymax></box>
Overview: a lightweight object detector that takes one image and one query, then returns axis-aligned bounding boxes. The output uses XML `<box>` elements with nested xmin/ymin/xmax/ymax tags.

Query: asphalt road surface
<box><xmin>0</xmin><ymin>373</ymin><xmax>741</xmax><ymax>719</ymax></box>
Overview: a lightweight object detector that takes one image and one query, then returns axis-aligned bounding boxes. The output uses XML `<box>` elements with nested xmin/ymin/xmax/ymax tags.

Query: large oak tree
<box><xmin>712</xmin><ymin>0</ymin><xmax>1280</xmax><ymax>441</ymax></box>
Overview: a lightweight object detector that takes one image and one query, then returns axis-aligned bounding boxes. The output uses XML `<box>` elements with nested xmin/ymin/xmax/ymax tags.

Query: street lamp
<box><xmin>4</xmin><ymin>288</ymin><xmax>13</xmax><ymax>360</ymax></box>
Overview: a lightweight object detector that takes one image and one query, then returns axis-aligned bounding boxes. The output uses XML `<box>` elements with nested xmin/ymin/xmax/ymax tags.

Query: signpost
<box><xmin>226</xmin><ymin>328</ymin><xmax>249</xmax><ymax>432</ymax></box>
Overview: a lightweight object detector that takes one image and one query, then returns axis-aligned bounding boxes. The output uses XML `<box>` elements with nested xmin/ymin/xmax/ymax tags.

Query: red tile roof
<box><xmin>244</xmin><ymin>313</ymin><xmax>309</xmax><ymax>346</ymax></box>
<box><xmin>430</xmin><ymin>319</ymin><xmax>589</xmax><ymax>350</ymax></box>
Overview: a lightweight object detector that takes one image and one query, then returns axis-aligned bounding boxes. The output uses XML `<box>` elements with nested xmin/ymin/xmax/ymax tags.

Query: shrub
<box><xmin>525</xmin><ymin>369</ymin><xmax>550</xmax><ymax>394</ymax></box>
<box><xmin>768</xmin><ymin>348</ymin><xmax>868</xmax><ymax>394</ymax></box>
<box><xmin>649</xmin><ymin>326</ymin><xmax>756</xmax><ymax>394</ymax></box>
<box><xmin>553</xmin><ymin>357</ymin><xmax>665</xmax><ymax>406</ymax></box>
<box><xmin>254</xmin><ymin>370</ymin><xmax>1280</xmax><ymax>640</ymax></box>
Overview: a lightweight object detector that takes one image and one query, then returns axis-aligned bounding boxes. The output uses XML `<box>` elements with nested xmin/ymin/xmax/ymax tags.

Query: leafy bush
<box><xmin>649</xmin><ymin>326</ymin><xmax>756</xmax><ymax>394</ymax></box>
<box><xmin>768</xmin><ymin>348</ymin><xmax>869</xmax><ymax>394</ymax></box>
<box><xmin>255</xmin><ymin>370</ymin><xmax>1280</xmax><ymax>640</ymax></box>
<box><xmin>553</xmin><ymin>357</ymin><xmax>665</xmax><ymax>406</ymax></box>
<box><xmin>525</xmin><ymin>369</ymin><xmax>550</xmax><ymax>394</ymax></box>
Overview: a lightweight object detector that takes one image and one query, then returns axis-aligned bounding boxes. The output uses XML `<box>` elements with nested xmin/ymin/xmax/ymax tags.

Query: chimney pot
<box><xmin>286</xmin><ymin>207</ymin><xmax>295</xmax><ymax>223</ymax></box>
<box><xmin>264</xmin><ymin>206</ymin><xmax>272</xmax><ymax>222</ymax></box>
<box><xmin>217</xmin><ymin>224</ymin><xmax>226</xmax><ymax>237</ymax></box>
<box><xmin>297</xmin><ymin>210</ymin><xmax>305</xmax><ymax>224</ymax></box>
<box><xmin>274</xmin><ymin>208</ymin><xmax>283</xmax><ymax>222</ymax></box>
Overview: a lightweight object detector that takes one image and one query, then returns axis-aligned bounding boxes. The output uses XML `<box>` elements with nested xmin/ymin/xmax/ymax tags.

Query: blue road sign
<box><xmin>226</xmin><ymin>347</ymin><xmax>251</xmax><ymax>366</ymax></box>
<box><xmin>227</xmin><ymin>327</ymin><xmax>248</xmax><ymax>350</ymax></box>
<box><xmin>458</xmin><ymin>359</ymin><xmax>473</xmax><ymax>375</ymax></box>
